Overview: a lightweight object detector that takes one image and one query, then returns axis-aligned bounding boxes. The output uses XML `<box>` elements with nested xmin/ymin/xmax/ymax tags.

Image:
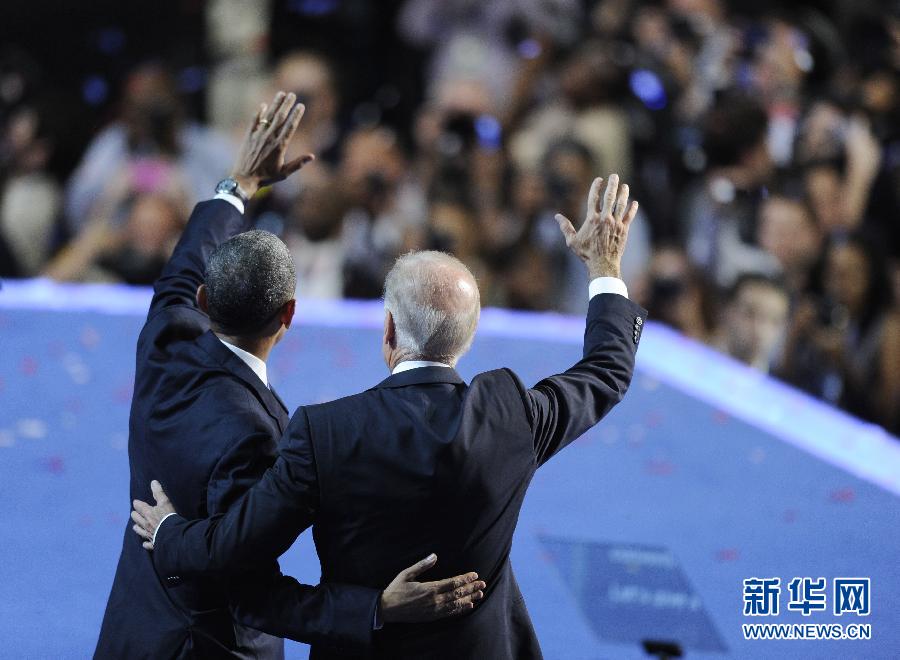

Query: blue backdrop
<box><xmin>1</xmin><ymin>280</ymin><xmax>898</xmax><ymax>659</ymax></box>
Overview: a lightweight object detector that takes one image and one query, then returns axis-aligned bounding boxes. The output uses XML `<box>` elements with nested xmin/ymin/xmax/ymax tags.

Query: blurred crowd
<box><xmin>0</xmin><ymin>0</ymin><xmax>898</xmax><ymax>433</ymax></box>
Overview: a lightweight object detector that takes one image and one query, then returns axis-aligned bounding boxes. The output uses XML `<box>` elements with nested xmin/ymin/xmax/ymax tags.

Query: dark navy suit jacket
<box><xmin>94</xmin><ymin>199</ymin><xmax>380</xmax><ymax>659</ymax></box>
<box><xmin>154</xmin><ymin>284</ymin><xmax>647</xmax><ymax>659</ymax></box>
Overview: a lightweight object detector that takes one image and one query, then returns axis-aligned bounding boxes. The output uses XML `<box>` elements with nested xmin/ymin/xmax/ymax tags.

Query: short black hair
<box><xmin>205</xmin><ymin>230</ymin><xmax>296</xmax><ymax>336</ymax></box>
<box><xmin>728</xmin><ymin>272</ymin><xmax>788</xmax><ymax>304</ymax></box>
<box><xmin>703</xmin><ymin>94</ymin><xmax>769</xmax><ymax>168</ymax></box>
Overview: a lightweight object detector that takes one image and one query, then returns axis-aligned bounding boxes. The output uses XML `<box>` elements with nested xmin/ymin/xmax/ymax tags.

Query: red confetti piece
<box><xmin>715</xmin><ymin>548</ymin><xmax>740</xmax><ymax>562</ymax></box>
<box><xmin>645</xmin><ymin>459</ymin><xmax>674</xmax><ymax>476</ymax></box>
<box><xmin>713</xmin><ymin>410</ymin><xmax>730</xmax><ymax>425</ymax></box>
<box><xmin>80</xmin><ymin>326</ymin><xmax>101</xmax><ymax>349</ymax></box>
<box><xmin>113</xmin><ymin>380</ymin><xmax>134</xmax><ymax>404</ymax></box>
<box><xmin>20</xmin><ymin>356</ymin><xmax>38</xmax><ymax>376</ymax></box>
<box><xmin>644</xmin><ymin>411</ymin><xmax>663</xmax><ymax>428</ymax></box>
<box><xmin>41</xmin><ymin>456</ymin><xmax>65</xmax><ymax>474</ymax></box>
<box><xmin>828</xmin><ymin>488</ymin><xmax>855</xmax><ymax>503</ymax></box>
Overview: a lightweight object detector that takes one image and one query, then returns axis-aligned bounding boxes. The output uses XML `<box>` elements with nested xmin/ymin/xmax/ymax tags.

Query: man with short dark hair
<box><xmin>715</xmin><ymin>273</ymin><xmax>790</xmax><ymax>373</ymax></box>
<box><xmin>95</xmin><ymin>91</ymin><xmax>483</xmax><ymax>660</ymax></box>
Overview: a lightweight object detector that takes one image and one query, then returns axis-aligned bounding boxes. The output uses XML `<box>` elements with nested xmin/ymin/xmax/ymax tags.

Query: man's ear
<box><xmin>383</xmin><ymin>310</ymin><xmax>396</xmax><ymax>348</ymax></box>
<box><xmin>196</xmin><ymin>284</ymin><xmax>208</xmax><ymax>313</ymax></box>
<box><xmin>280</xmin><ymin>299</ymin><xmax>296</xmax><ymax>329</ymax></box>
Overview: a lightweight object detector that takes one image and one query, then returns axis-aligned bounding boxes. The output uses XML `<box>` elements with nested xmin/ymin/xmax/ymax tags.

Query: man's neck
<box><xmin>215</xmin><ymin>333</ymin><xmax>273</xmax><ymax>363</ymax></box>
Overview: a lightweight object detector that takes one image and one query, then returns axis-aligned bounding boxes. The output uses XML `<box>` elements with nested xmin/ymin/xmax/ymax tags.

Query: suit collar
<box><xmin>197</xmin><ymin>331</ymin><xmax>289</xmax><ymax>424</ymax></box>
<box><xmin>370</xmin><ymin>365</ymin><xmax>465</xmax><ymax>390</ymax></box>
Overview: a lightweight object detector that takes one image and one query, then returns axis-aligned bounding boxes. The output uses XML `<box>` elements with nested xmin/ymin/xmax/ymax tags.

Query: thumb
<box><xmin>150</xmin><ymin>480</ymin><xmax>169</xmax><ymax>505</ymax></box>
<box><xmin>401</xmin><ymin>553</ymin><xmax>437</xmax><ymax>581</ymax></box>
<box><xmin>282</xmin><ymin>153</ymin><xmax>316</xmax><ymax>177</ymax></box>
<box><xmin>554</xmin><ymin>213</ymin><xmax>577</xmax><ymax>245</ymax></box>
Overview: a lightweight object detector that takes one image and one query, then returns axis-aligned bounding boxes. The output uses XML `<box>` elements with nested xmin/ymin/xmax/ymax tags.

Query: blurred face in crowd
<box><xmin>428</xmin><ymin>201</ymin><xmax>478</xmax><ymax>261</ymax></box>
<box><xmin>724</xmin><ymin>280</ymin><xmax>789</xmax><ymax>368</ymax></box>
<box><xmin>544</xmin><ymin>147</ymin><xmax>593</xmax><ymax>222</ymax></box>
<box><xmin>125</xmin><ymin>193</ymin><xmax>183</xmax><ymax>255</ymax></box>
<box><xmin>752</xmin><ymin>20</ymin><xmax>809</xmax><ymax>97</ymax></box>
<box><xmin>340</xmin><ymin>127</ymin><xmax>405</xmax><ymax>211</ymax></box>
<box><xmin>511</xmin><ymin>170</ymin><xmax>545</xmax><ymax>219</ymax></box>
<box><xmin>637</xmin><ymin>246</ymin><xmax>709</xmax><ymax>339</ymax></box>
<box><xmin>121</xmin><ymin>67</ymin><xmax>182</xmax><ymax>155</ymax></box>
<box><xmin>825</xmin><ymin>242</ymin><xmax>870</xmax><ymax>315</ymax></box>
<box><xmin>804</xmin><ymin>165</ymin><xmax>844</xmax><ymax>233</ymax></box>
<box><xmin>274</xmin><ymin>52</ymin><xmax>338</xmax><ymax>128</ymax></box>
<box><xmin>757</xmin><ymin>196</ymin><xmax>821</xmax><ymax>275</ymax></box>
<box><xmin>502</xmin><ymin>247</ymin><xmax>552</xmax><ymax>311</ymax></box>
<box><xmin>289</xmin><ymin>170</ymin><xmax>346</xmax><ymax>242</ymax></box>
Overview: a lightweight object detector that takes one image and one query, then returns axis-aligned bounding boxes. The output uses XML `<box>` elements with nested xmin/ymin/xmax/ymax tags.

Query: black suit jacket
<box><xmin>154</xmin><ymin>291</ymin><xmax>647</xmax><ymax>659</ymax></box>
<box><xmin>94</xmin><ymin>199</ymin><xmax>380</xmax><ymax>660</ymax></box>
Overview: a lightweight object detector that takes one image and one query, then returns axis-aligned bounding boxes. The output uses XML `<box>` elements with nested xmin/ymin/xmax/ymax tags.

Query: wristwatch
<box><xmin>215</xmin><ymin>178</ymin><xmax>249</xmax><ymax>204</ymax></box>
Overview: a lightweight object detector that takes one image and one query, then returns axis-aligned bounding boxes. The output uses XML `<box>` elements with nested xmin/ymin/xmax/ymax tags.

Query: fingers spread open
<box><xmin>586</xmin><ymin>177</ymin><xmax>603</xmax><ymax>217</ymax></box>
<box><xmin>276</xmin><ymin>103</ymin><xmax>305</xmax><ymax>147</ymax></box>
<box><xmin>601</xmin><ymin>174</ymin><xmax>619</xmax><ymax>219</ymax></box>
<box><xmin>623</xmin><ymin>200</ymin><xmax>639</xmax><ymax>226</ymax></box>
<box><xmin>263</xmin><ymin>91</ymin><xmax>286</xmax><ymax>124</ymax></box>
<box><xmin>271</xmin><ymin>93</ymin><xmax>297</xmax><ymax>133</ymax></box>
<box><xmin>614</xmin><ymin>183</ymin><xmax>629</xmax><ymax>221</ymax></box>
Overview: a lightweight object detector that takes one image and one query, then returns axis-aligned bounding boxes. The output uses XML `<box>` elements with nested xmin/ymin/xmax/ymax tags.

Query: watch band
<box><xmin>215</xmin><ymin>178</ymin><xmax>249</xmax><ymax>204</ymax></box>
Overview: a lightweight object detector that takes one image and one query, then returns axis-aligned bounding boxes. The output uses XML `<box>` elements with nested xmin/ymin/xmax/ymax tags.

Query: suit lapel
<box><xmin>197</xmin><ymin>331</ymin><xmax>289</xmax><ymax>430</ymax></box>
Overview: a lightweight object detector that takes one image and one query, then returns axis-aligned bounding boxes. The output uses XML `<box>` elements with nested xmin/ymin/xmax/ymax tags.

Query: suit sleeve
<box><xmin>518</xmin><ymin>293</ymin><xmax>647</xmax><ymax>466</ymax></box>
<box><xmin>205</xmin><ymin>422</ymin><xmax>380</xmax><ymax>652</ymax></box>
<box><xmin>155</xmin><ymin>408</ymin><xmax>321</xmax><ymax>575</ymax></box>
<box><xmin>147</xmin><ymin>199</ymin><xmax>248</xmax><ymax>319</ymax></box>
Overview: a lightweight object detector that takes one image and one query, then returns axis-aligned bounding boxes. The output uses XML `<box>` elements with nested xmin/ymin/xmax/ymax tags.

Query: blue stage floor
<box><xmin>1</xmin><ymin>280</ymin><xmax>898</xmax><ymax>659</ymax></box>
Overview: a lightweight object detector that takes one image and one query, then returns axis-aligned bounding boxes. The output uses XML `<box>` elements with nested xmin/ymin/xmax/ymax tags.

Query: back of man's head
<box><xmin>383</xmin><ymin>251</ymin><xmax>480</xmax><ymax>365</ymax></box>
<box><xmin>205</xmin><ymin>230</ymin><xmax>296</xmax><ymax>336</ymax></box>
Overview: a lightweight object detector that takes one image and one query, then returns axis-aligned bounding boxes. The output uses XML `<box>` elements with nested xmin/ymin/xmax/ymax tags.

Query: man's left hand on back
<box><xmin>131</xmin><ymin>481</ymin><xmax>487</xmax><ymax>622</ymax></box>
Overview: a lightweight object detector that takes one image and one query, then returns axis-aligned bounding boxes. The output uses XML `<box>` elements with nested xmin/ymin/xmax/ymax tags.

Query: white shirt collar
<box><xmin>391</xmin><ymin>360</ymin><xmax>452</xmax><ymax>375</ymax></box>
<box><xmin>219</xmin><ymin>338</ymin><xmax>268</xmax><ymax>386</ymax></box>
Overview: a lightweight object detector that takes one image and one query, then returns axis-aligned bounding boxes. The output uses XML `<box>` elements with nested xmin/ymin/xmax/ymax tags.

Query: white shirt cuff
<box><xmin>589</xmin><ymin>276</ymin><xmax>628</xmax><ymax>300</ymax></box>
<box><xmin>213</xmin><ymin>193</ymin><xmax>245</xmax><ymax>214</ymax></box>
<box><xmin>152</xmin><ymin>512</ymin><xmax>179</xmax><ymax>546</ymax></box>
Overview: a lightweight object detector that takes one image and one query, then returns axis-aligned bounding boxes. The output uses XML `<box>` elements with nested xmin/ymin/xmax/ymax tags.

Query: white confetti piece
<box><xmin>109</xmin><ymin>433</ymin><xmax>127</xmax><ymax>450</ymax></box>
<box><xmin>62</xmin><ymin>352</ymin><xmax>91</xmax><ymax>385</ymax></box>
<box><xmin>17</xmin><ymin>418</ymin><xmax>47</xmax><ymax>439</ymax></box>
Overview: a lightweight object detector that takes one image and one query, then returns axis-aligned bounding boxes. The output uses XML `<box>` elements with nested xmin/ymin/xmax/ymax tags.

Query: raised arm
<box><xmin>523</xmin><ymin>174</ymin><xmax>647</xmax><ymax>465</ymax></box>
<box><xmin>148</xmin><ymin>91</ymin><xmax>314</xmax><ymax>318</ymax></box>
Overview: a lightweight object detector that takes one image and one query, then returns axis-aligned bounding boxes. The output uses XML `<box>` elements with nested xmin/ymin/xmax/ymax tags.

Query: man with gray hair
<box><xmin>96</xmin><ymin>91</ymin><xmax>483</xmax><ymax>660</ymax></box>
<box><xmin>134</xmin><ymin>174</ymin><xmax>647</xmax><ymax>659</ymax></box>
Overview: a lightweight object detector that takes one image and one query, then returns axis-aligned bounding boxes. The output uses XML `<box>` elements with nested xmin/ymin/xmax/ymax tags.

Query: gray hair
<box><xmin>383</xmin><ymin>251</ymin><xmax>480</xmax><ymax>364</ymax></box>
<box><xmin>205</xmin><ymin>230</ymin><xmax>296</xmax><ymax>336</ymax></box>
